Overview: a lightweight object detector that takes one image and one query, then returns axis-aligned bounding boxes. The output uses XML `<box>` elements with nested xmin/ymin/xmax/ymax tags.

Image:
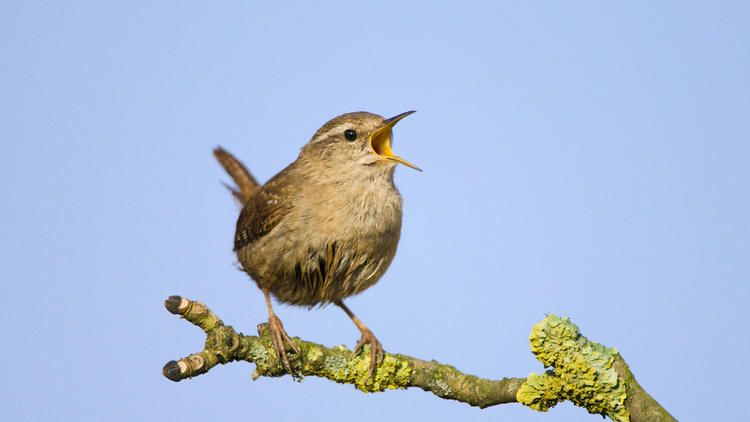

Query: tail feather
<box><xmin>213</xmin><ymin>147</ymin><xmax>260</xmax><ymax>205</ymax></box>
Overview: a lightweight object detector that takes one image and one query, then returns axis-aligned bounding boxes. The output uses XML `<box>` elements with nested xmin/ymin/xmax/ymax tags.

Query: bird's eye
<box><xmin>344</xmin><ymin>129</ymin><xmax>357</xmax><ymax>141</ymax></box>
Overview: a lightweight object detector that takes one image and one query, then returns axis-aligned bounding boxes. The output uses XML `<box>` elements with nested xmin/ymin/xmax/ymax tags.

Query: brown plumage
<box><xmin>213</xmin><ymin>147</ymin><xmax>259</xmax><ymax>203</ymax></box>
<box><xmin>214</xmin><ymin>111</ymin><xmax>418</xmax><ymax>378</ymax></box>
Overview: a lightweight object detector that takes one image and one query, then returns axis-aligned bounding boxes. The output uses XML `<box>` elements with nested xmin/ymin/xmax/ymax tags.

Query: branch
<box><xmin>162</xmin><ymin>296</ymin><xmax>675</xmax><ymax>421</ymax></box>
<box><xmin>161</xmin><ymin>295</ymin><xmax>522</xmax><ymax>406</ymax></box>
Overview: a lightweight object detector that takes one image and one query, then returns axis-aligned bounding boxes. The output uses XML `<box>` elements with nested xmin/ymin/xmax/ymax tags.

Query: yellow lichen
<box><xmin>306</xmin><ymin>345</ymin><xmax>324</xmax><ymax>362</ymax></box>
<box><xmin>516</xmin><ymin>372</ymin><xmax>563</xmax><ymax>411</ymax></box>
<box><xmin>517</xmin><ymin>315</ymin><xmax>630</xmax><ymax>422</ymax></box>
<box><xmin>308</xmin><ymin>346</ymin><xmax>411</xmax><ymax>392</ymax></box>
<box><xmin>350</xmin><ymin>350</ymin><xmax>412</xmax><ymax>392</ymax></box>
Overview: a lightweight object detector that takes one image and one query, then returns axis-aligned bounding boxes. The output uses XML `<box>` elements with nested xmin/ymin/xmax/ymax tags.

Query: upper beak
<box><xmin>369</xmin><ymin>110</ymin><xmax>421</xmax><ymax>171</ymax></box>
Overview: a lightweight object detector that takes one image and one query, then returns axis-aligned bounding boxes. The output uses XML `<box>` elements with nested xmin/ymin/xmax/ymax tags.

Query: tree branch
<box><xmin>162</xmin><ymin>296</ymin><xmax>675</xmax><ymax>421</ymax></box>
<box><xmin>161</xmin><ymin>295</ymin><xmax>522</xmax><ymax>406</ymax></box>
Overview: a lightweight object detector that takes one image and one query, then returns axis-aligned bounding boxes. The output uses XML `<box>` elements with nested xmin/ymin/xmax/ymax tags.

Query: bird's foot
<box><xmin>267</xmin><ymin>315</ymin><xmax>300</xmax><ymax>378</ymax></box>
<box><xmin>353</xmin><ymin>328</ymin><xmax>384</xmax><ymax>380</ymax></box>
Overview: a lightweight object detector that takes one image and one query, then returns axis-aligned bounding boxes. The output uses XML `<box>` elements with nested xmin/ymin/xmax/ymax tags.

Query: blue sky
<box><xmin>1</xmin><ymin>1</ymin><xmax>748</xmax><ymax>421</ymax></box>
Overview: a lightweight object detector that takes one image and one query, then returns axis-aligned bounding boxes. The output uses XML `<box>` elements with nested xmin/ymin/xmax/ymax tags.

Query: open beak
<box><xmin>369</xmin><ymin>110</ymin><xmax>421</xmax><ymax>171</ymax></box>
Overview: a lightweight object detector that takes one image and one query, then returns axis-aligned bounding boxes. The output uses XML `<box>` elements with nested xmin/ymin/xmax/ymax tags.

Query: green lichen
<box><xmin>517</xmin><ymin>315</ymin><xmax>630</xmax><ymax>422</ymax></box>
<box><xmin>317</xmin><ymin>346</ymin><xmax>412</xmax><ymax>392</ymax></box>
<box><xmin>516</xmin><ymin>371</ymin><xmax>564</xmax><ymax>411</ymax></box>
<box><xmin>247</xmin><ymin>326</ymin><xmax>411</xmax><ymax>390</ymax></box>
<box><xmin>306</xmin><ymin>345</ymin><xmax>324</xmax><ymax>362</ymax></box>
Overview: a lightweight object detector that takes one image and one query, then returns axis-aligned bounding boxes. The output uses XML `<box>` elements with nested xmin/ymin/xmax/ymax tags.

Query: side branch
<box><xmin>162</xmin><ymin>295</ymin><xmax>523</xmax><ymax>408</ymax></box>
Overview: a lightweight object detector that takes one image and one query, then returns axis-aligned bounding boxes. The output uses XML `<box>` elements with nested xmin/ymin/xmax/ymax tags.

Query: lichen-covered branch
<box><xmin>516</xmin><ymin>315</ymin><xmax>676</xmax><ymax>422</ymax></box>
<box><xmin>162</xmin><ymin>295</ymin><xmax>522</xmax><ymax>406</ymax></box>
<box><xmin>162</xmin><ymin>296</ymin><xmax>675</xmax><ymax>421</ymax></box>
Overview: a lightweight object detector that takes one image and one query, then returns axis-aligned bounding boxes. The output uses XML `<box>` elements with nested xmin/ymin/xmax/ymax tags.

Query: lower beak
<box><xmin>369</xmin><ymin>110</ymin><xmax>421</xmax><ymax>171</ymax></box>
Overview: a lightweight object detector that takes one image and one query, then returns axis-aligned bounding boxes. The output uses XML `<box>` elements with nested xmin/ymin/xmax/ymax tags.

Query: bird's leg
<box><xmin>263</xmin><ymin>289</ymin><xmax>300</xmax><ymax>376</ymax></box>
<box><xmin>335</xmin><ymin>301</ymin><xmax>384</xmax><ymax>379</ymax></box>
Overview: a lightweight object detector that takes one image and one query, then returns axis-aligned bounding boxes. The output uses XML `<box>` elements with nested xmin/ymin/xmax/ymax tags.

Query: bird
<box><xmin>214</xmin><ymin>111</ymin><xmax>419</xmax><ymax>378</ymax></box>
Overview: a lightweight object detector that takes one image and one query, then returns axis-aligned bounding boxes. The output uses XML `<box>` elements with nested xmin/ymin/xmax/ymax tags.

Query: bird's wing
<box><xmin>233</xmin><ymin>165</ymin><xmax>295</xmax><ymax>251</ymax></box>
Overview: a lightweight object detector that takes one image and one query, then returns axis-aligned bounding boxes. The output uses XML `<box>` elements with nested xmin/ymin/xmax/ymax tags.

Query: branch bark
<box><xmin>162</xmin><ymin>296</ymin><xmax>675</xmax><ymax>421</ymax></box>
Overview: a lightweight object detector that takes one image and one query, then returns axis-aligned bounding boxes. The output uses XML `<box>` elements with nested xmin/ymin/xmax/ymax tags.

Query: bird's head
<box><xmin>300</xmin><ymin>111</ymin><xmax>420</xmax><ymax>174</ymax></box>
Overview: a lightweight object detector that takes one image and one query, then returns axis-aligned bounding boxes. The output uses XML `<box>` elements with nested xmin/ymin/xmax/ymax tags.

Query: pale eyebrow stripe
<box><xmin>311</xmin><ymin>123</ymin><xmax>347</xmax><ymax>144</ymax></box>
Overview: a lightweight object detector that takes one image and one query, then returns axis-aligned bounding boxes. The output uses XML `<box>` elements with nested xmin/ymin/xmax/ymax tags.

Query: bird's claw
<box><xmin>267</xmin><ymin>315</ymin><xmax>300</xmax><ymax>378</ymax></box>
<box><xmin>353</xmin><ymin>329</ymin><xmax>384</xmax><ymax>380</ymax></box>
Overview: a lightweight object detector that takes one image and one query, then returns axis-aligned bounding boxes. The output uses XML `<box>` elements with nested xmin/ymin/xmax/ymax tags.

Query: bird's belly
<box><xmin>239</xmin><ymin>223</ymin><xmax>399</xmax><ymax>306</ymax></box>
<box><xmin>238</xmin><ymin>176</ymin><xmax>403</xmax><ymax>306</ymax></box>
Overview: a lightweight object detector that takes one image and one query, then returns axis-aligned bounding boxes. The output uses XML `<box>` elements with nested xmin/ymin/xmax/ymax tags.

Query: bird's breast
<box><xmin>253</xmin><ymin>176</ymin><xmax>403</xmax><ymax>306</ymax></box>
<box><xmin>308</xmin><ymin>178</ymin><xmax>402</xmax><ymax>239</ymax></box>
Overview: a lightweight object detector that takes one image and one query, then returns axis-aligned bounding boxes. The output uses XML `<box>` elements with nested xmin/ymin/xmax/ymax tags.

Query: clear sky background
<box><xmin>2</xmin><ymin>1</ymin><xmax>748</xmax><ymax>421</ymax></box>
